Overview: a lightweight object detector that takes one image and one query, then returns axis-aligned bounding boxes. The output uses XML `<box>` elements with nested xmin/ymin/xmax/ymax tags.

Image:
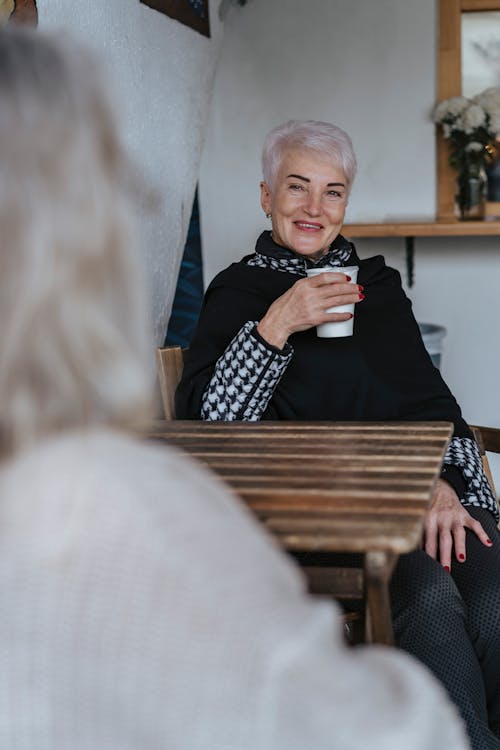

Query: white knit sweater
<box><xmin>0</xmin><ymin>429</ymin><xmax>469</xmax><ymax>749</ymax></box>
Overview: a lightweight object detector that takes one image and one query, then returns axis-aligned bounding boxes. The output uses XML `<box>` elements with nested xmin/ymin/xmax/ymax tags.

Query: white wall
<box><xmin>199</xmin><ymin>0</ymin><xmax>500</xmax><ymax>483</ymax></box>
<box><xmin>38</xmin><ymin>0</ymin><xmax>224</xmax><ymax>345</ymax></box>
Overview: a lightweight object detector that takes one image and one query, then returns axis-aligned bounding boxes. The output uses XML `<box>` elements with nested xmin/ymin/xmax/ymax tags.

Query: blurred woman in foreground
<box><xmin>0</xmin><ymin>26</ymin><xmax>469</xmax><ymax>750</ymax></box>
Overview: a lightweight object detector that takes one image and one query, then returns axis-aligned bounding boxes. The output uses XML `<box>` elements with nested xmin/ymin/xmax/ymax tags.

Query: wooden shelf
<box><xmin>344</xmin><ymin>220</ymin><xmax>500</xmax><ymax>238</ymax></box>
<box><xmin>342</xmin><ymin>220</ymin><xmax>500</xmax><ymax>287</ymax></box>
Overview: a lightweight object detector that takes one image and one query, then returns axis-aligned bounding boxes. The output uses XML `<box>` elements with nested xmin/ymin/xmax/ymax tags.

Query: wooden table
<box><xmin>144</xmin><ymin>420</ymin><xmax>453</xmax><ymax>645</ymax></box>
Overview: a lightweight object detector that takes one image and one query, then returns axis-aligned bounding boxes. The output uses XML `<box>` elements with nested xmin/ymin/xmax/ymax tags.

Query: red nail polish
<box><xmin>345</xmin><ymin>275</ymin><xmax>351</xmax><ymax>281</ymax></box>
<box><xmin>358</xmin><ymin>285</ymin><xmax>364</xmax><ymax>291</ymax></box>
<box><xmin>443</xmin><ymin>565</ymin><xmax>450</xmax><ymax>572</ymax></box>
<box><xmin>458</xmin><ymin>553</ymin><xmax>465</xmax><ymax>561</ymax></box>
<box><xmin>487</xmin><ymin>538</ymin><xmax>493</xmax><ymax>545</ymax></box>
<box><xmin>359</xmin><ymin>293</ymin><xmax>365</xmax><ymax>300</ymax></box>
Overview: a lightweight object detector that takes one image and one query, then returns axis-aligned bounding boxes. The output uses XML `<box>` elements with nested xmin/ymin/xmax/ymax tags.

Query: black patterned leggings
<box><xmin>390</xmin><ymin>507</ymin><xmax>500</xmax><ymax>750</ymax></box>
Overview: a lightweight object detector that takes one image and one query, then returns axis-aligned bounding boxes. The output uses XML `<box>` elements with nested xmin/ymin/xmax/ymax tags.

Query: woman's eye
<box><xmin>327</xmin><ymin>190</ymin><xmax>344</xmax><ymax>200</ymax></box>
<box><xmin>289</xmin><ymin>184</ymin><xmax>304</xmax><ymax>191</ymax></box>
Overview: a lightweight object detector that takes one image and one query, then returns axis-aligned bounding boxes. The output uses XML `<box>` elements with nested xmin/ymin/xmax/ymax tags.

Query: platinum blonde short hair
<box><xmin>0</xmin><ymin>26</ymin><xmax>153</xmax><ymax>456</ymax></box>
<box><xmin>261</xmin><ymin>119</ymin><xmax>357</xmax><ymax>193</ymax></box>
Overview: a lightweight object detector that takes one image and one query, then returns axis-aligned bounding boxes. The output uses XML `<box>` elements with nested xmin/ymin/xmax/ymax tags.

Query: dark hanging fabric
<box><xmin>164</xmin><ymin>188</ymin><xmax>204</xmax><ymax>348</ymax></box>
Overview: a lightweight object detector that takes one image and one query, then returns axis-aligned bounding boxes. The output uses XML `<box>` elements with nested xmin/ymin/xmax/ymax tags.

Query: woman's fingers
<box><xmin>308</xmin><ymin>273</ymin><xmax>362</xmax><ymax>299</ymax></box>
<box><xmin>424</xmin><ymin>515</ymin><xmax>438</xmax><ymax>560</ymax></box>
<box><xmin>424</xmin><ymin>479</ymin><xmax>494</xmax><ymax>571</ymax></box>
<box><xmin>322</xmin><ymin>311</ymin><xmax>353</xmax><ymax>322</ymax></box>
<box><xmin>306</xmin><ymin>276</ymin><xmax>363</xmax><ymax>317</ymax></box>
<box><xmin>442</xmin><ymin>519</ymin><xmax>489</xmax><ymax>570</ymax></box>
<box><xmin>466</xmin><ymin>516</ymin><xmax>493</xmax><ymax>549</ymax></box>
<box><xmin>425</xmin><ymin>519</ymin><xmax>464</xmax><ymax>571</ymax></box>
<box><xmin>453</xmin><ymin>523</ymin><xmax>467</xmax><ymax>564</ymax></box>
<box><xmin>308</xmin><ymin>271</ymin><xmax>352</xmax><ymax>286</ymax></box>
<box><xmin>438</xmin><ymin>528</ymin><xmax>453</xmax><ymax>571</ymax></box>
<box><xmin>290</xmin><ymin>279</ymin><xmax>360</xmax><ymax>320</ymax></box>
<box><xmin>441</xmin><ymin>518</ymin><xmax>490</xmax><ymax>569</ymax></box>
<box><xmin>321</xmin><ymin>288</ymin><xmax>362</xmax><ymax>304</ymax></box>
<box><xmin>258</xmin><ymin>274</ymin><xmax>364</xmax><ymax>344</ymax></box>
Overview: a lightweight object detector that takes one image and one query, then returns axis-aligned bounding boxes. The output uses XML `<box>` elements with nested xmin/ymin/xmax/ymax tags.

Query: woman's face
<box><xmin>260</xmin><ymin>148</ymin><xmax>348</xmax><ymax>260</ymax></box>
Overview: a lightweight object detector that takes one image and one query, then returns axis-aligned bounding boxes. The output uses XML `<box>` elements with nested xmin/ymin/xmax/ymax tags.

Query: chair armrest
<box><xmin>470</xmin><ymin>425</ymin><xmax>500</xmax><ymax>455</ymax></box>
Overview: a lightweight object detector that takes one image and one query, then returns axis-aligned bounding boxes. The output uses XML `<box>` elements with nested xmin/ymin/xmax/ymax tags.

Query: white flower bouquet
<box><xmin>433</xmin><ymin>87</ymin><xmax>500</xmax><ymax>173</ymax></box>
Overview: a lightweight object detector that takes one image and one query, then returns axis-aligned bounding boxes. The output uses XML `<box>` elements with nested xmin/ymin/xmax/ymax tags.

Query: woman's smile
<box><xmin>294</xmin><ymin>220</ymin><xmax>323</xmax><ymax>231</ymax></box>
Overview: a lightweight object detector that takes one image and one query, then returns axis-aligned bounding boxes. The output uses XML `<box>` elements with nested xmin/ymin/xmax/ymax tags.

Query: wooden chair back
<box><xmin>156</xmin><ymin>345</ymin><xmax>185</xmax><ymax>420</ymax></box>
<box><xmin>469</xmin><ymin>425</ymin><xmax>500</xmax><ymax>503</ymax></box>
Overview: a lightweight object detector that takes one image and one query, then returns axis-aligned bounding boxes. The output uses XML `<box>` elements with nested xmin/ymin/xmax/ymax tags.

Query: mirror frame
<box><xmin>438</xmin><ymin>0</ymin><xmax>500</xmax><ymax>219</ymax></box>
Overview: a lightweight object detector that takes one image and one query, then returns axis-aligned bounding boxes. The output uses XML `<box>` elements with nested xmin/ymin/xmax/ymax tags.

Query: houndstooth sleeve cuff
<box><xmin>201</xmin><ymin>321</ymin><xmax>293</xmax><ymax>421</ymax></box>
<box><xmin>444</xmin><ymin>436</ymin><xmax>499</xmax><ymax>521</ymax></box>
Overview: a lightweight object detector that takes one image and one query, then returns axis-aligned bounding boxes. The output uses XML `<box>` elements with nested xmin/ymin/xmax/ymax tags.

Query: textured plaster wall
<box><xmin>199</xmin><ymin>0</ymin><xmax>500</xmax><ymax>482</ymax></box>
<box><xmin>38</xmin><ymin>0</ymin><xmax>224</xmax><ymax>345</ymax></box>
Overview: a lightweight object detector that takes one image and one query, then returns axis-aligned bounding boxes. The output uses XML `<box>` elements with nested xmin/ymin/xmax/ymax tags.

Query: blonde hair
<box><xmin>0</xmin><ymin>0</ymin><xmax>14</xmax><ymax>23</ymax></box>
<box><xmin>0</xmin><ymin>26</ymin><xmax>153</xmax><ymax>456</ymax></box>
<box><xmin>261</xmin><ymin>119</ymin><xmax>357</xmax><ymax>193</ymax></box>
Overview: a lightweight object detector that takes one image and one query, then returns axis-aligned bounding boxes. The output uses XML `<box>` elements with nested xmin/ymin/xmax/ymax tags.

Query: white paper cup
<box><xmin>306</xmin><ymin>265</ymin><xmax>359</xmax><ymax>338</ymax></box>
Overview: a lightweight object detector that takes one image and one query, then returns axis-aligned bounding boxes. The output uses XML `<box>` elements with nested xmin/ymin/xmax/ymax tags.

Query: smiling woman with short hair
<box><xmin>177</xmin><ymin>118</ymin><xmax>500</xmax><ymax>750</ymax></box>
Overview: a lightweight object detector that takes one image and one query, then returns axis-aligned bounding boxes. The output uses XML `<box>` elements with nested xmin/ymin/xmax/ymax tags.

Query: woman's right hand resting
<box><xmin>424</xmin><ymin>478</ymin><xmax>493</xmax><ymax>571</ymax></box>
<box><xmin>256</xmin><ymin>271</ymin><xmax>363</xmax><ymax>350</ymax></box>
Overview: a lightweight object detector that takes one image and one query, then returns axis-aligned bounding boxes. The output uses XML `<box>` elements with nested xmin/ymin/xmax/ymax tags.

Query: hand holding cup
<box><xmin>256</xmin><ymin>266</ymin><xmax>362</xmax><ymax>348</ymax></box>
<box><xmin>305</xmin><ymin>265</ymin><xmax>360</xmax><ymax>337</ymax></box>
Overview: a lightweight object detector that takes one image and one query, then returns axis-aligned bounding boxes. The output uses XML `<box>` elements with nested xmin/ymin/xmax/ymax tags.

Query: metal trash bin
<box><xmin>418</xmin><ymin>323</ymin><xmax>447</xmax><ymax>370</ymax></box>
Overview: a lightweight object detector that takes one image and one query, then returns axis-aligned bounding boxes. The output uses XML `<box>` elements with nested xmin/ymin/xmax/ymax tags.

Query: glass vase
<box><xmin>456</xmin><ymin>164</ymin><xmax>487</xmax><ymax>220</ymax></box>
<box><xmin>485</xmin><ymin>154</ymin><xmax>500</xmax><ymax>201</ymax></box>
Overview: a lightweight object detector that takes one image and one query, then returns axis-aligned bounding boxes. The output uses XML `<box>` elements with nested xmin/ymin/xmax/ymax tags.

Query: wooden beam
<box><xmin>461</xmin><ymin>0</ymin><xmax>500</xmax><ymax>11</ymax></box>
<box><xmin>343</xmin><ymin>219</ymin><xmax>500</xmax><ymax>236</ymax></box>
<box><xmin>437</xmin><ymin>0</ymin><xmax>462</xmax><ymax>219</ymax></box>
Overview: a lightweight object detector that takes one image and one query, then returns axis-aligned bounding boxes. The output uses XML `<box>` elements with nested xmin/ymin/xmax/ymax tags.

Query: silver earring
<box><xmin>266</xmin><ymin>212</ymin><xmax>271</xmax><ymax>219</ymax></box>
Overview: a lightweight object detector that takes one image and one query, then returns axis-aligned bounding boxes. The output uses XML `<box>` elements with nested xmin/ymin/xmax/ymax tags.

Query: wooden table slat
<box><xmin>216</xmin><ymin>474</ymin><xmax>437</xmax><ymax>488</ymax></box>
<box><xmin>164</xmin><ymin>448</ymin><xmax>448</xmax><ymax>461</ymax></box>
<box><xmin>145</xmin><ymin>419</ymin><xmax>452</xmax><ymax>432</ymax></box>
<box><xmin>188</xmin><ymin>458</ymin><xmax>445</xmax><ymax>473</ymax></box>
